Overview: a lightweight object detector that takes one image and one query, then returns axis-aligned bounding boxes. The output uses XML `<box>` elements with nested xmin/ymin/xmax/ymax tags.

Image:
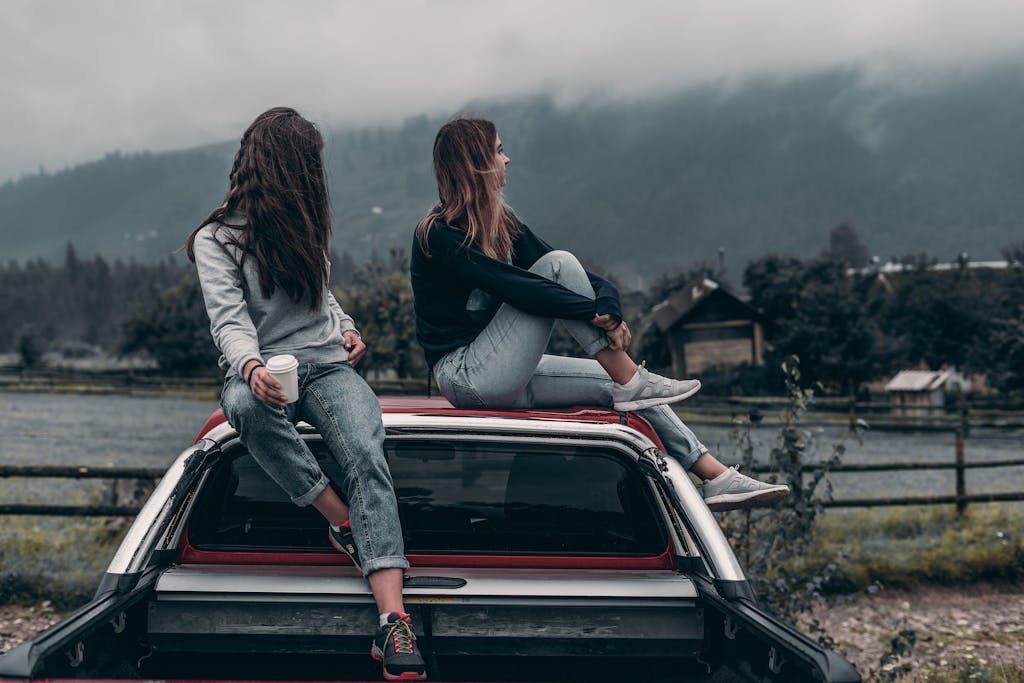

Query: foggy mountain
<box><xmin>2</xmin><ymin>65</ymin><xmax>1022</xmax><ymax>281</ymax></box>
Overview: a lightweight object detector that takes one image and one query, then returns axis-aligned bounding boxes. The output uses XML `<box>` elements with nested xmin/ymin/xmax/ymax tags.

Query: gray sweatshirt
<box><xmin>193</xmin><ymin>222</ymin><xmax>357</xmax><ymax>378</ymax></box>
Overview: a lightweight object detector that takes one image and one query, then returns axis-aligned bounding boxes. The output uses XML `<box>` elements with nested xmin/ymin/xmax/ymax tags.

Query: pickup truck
<box><xmin>0</xmin><ymin>397</ymin><xmax>860</xmax><ymax>682</ymax></box>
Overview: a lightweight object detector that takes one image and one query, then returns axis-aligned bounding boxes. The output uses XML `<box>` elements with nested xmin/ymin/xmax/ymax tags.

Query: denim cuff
<box><xmin>291</xmin><ymin>474</ymin><xmax>330</xmax><ymax>507</ymax></box>
<box><xmin>362</xmin><ymin>554</ymin><xmax>410</xmax><ymax>577</ymax></box>
<box><xmin>678</xmin><ymin>445</ymin><xmax>709</xmax><ymax>471</ymax></box>
<box><xmin>582</xmin><ymin>335</ymin><xmax>609</xmax><ymax>358</ymax></box>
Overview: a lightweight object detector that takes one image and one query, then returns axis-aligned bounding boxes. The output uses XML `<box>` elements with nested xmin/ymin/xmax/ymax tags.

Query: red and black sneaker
<box><xmin>328</xmin><ymin>521</ymin><xmax>362</xmax><ymax>572</ymax></box>
<box><xmin>370</xmin><ymin>612</ymin><xmax>427</xmax><ymax>681</ymax></box>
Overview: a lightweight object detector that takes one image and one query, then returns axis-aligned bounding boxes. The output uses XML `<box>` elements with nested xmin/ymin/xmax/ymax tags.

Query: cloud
<box><xmin>1</xmin><ymin>0</ymin><xmax>1023</xmax><ymax>181</ymax></box>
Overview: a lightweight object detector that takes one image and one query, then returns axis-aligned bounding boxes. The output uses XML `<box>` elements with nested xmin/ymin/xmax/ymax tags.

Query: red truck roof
<box><xmin>186</xmin><ymin>394</ymin><xmax>672</xmax><ymax>571</ymax></box>
<box><xmin>195</xmin><ymin>395</ymin><xmax>665</xmax><ymax>450</ymax></box>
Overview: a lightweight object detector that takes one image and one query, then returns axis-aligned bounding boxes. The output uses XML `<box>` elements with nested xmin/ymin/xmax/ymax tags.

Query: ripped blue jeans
<box><xmin>221</xmin><ymin>361</ymin><xmax>408</xmax><ymax>576</ymax></box>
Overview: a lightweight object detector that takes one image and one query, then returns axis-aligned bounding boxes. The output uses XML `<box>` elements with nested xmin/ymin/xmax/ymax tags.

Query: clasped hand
<box><xmin>591</xmin><ymin>314</ymin><xmax>632</xmax><ymax>351</ymax></box>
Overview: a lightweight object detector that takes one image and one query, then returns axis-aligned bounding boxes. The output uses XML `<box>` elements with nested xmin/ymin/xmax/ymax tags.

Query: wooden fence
<box><xmin>687</xmin><ymin>396</ymin><xmax>1024</xmax><ymax>431</ymax></box>
<box><xmin>2</xmin><ymin>410</ymin><xmax>1021</xmax><ymax>516</ymax></box>
<box><xmin>735</xmin><ymin>400</ymin><xmax>1023</xmax><ymax>511</ymax></box>
<box><xmin>747</xmin><ymin>459</ymin><xmax>1024</xmax><ymax>510</ymax></box>
<box><xmin>0</xmin><ymin>465</ymin><xmax>164</xmax><ymax>516</ymax></box>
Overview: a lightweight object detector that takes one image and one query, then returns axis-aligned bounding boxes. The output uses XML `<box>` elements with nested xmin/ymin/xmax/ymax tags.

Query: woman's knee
<box><xmin>221</xmin><ymin>379</ymin><xmax>273</xmax><ymax>431</ymax></box>
<box><xmin>530</xmin><ymin>250</ymin><xmax>593</xmax><ymax>296</ymax></box>
<box><xmin>530</xmin><ymin>249</ymin><xmax>584</xmax><ymax>278</ymax></box>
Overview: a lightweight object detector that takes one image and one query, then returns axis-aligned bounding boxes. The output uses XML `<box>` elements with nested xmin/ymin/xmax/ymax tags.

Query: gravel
<box><xmin>0</xmin><ymin>602</ymin><xmax>61</xmax><ymax>654</ymax></box>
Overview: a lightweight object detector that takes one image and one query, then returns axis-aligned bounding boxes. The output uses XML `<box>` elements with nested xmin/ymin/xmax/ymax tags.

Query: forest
<box><xmin>3</xmin><ymin>65</ymin><xmax>1024</xmax><ymax>277</ymax></box>
<box><xmin>4</xmin><ymin>229</ymin><xmax>1022</xmax><ymax>396</ymax></box>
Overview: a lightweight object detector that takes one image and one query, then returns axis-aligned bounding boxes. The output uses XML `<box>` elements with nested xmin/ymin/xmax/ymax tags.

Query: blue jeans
<box><xmin>221</xmin><ymin>361</ymin><xmax>408</xmax><ymax>576</ymax></box>
<box><xmin>433</xmin><ymin>250</ymin><xmax>709</xmax><ymax>470</ymax></box>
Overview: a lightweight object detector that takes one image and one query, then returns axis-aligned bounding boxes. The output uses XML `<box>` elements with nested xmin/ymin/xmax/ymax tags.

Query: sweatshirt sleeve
<box><xmin>584</xmin><ymin>271</ymin><xmax>622</xmax><ymax>324</ymax></box>
<box><xmin>192</xmin><ymin>226</ymin><xmax>264</xmax><ymax>377</ymax></box>
<box><xmin>427</xmin><ymin>225</ymin><xmax>601</xmax><ymax>321</ymax></box>
<box><xmin>512</xmin><ymin>226</ymin><xmax>623</xmax><ymax>323</ymax></box>
<box><xmin>326</xmin><ymin>289</ymin><xmax>358</xmax><ymax>335</ymax></box>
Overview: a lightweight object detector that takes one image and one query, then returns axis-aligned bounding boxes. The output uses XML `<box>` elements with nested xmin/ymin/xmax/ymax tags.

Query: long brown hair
<box><xmin>186</xmin><ymin>107</ymin><xmax>331</xmax><ymax>309</ymax></box>
<box><xmin>416</xmin><ymin>117</ymin><xmax>519</xmax><ymax>260</ymax></box>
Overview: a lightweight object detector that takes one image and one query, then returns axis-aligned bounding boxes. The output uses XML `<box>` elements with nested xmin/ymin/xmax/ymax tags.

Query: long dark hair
<box><xmin>186</xmin><ymin>107</ymin><xmax>331</xmax><ymax>309</ymax></box>
<box><xmin>416</xmin><ymin>117</ymin><xmax>518</xmax><ymax>260</ymax></box>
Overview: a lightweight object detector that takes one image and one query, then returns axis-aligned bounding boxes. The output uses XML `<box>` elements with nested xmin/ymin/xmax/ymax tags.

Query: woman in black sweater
<box><xmin>411</xmin><ymin>117</ymin><xmax>787</xmax><ymax>511</ymax></box>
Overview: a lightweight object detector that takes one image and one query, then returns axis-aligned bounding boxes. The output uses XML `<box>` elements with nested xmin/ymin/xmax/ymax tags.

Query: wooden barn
<box><xmin>649</xmin><ymin>278</ymin><xmax>764</xmax><ymax>377</ymax></box>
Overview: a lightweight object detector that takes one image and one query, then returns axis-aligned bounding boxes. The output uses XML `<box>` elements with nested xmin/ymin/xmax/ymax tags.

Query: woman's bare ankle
<box><xmin>595</xmin><ymin>348</ymin><xmax>637</xmax><ymax>385</ymax></box>
<box><xmin>312</xmin><ymin>488</ymin><xmax>350</xmax><ymax>527</ymax></box>
<box><xmin>690</xmin><ymin>453</ymin><xmax>728</xmax><ymax>480</ymax></box>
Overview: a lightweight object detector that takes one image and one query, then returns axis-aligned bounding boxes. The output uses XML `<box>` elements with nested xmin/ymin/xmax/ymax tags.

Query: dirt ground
<box><xmin>0</xmin><ymin>601</ymin><xmax>61</xmax><ymax>654</ymax></box>
<box><xmin>805</xmin><ymin>583</ymin><xmax>1024</xmax><ymax>681</ymax></box>
<box><xmin>2</xmin><ymin>586</ymin><xmax>1022</xmax><ymax>681</ymax></box>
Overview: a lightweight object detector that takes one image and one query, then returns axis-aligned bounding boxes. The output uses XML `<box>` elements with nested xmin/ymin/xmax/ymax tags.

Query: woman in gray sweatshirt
<box><xmin>186</xmin><ymin>107</ymin><xmax>426</xmax><ymax>682</ymax></box>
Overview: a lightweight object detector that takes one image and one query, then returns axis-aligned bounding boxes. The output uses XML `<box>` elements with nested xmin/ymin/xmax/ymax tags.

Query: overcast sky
<box><xmin>2</xmin><ymin>0</ymin><xmax>1023</xmax><ymax>183</ymax></box>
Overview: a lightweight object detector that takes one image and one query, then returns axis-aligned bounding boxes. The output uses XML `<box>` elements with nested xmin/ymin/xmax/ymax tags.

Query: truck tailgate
<box><xmin>150</xmin><ymin>564</ymin><xmax>703</xmax><ymax>657</ymax></box>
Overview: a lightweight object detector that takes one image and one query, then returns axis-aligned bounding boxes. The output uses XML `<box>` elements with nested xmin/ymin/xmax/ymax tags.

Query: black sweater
<box><xmin>411</xmin><ymin>220</ymin><xmax>622</xmax><ymax>368</ymax></box>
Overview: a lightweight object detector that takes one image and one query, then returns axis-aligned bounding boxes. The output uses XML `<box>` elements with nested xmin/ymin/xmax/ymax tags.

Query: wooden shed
<box><xmin>649</xmin><ymin>278</ymin><xmax>764</xmax><ymax>377</ymax></box>
<box><xmin>884</xmin><ymin>369</ymin><xmax>970</xmax><ymax>416</ymax></box>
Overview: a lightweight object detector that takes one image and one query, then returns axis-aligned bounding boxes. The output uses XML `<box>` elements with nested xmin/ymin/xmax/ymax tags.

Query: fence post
<box><xmin>954</xmin><ymin>397</ymin><xmax>969</xmax><ymax>517</ymax></box>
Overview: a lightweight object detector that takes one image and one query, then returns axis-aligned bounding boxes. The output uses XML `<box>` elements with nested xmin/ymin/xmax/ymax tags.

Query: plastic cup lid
<box><xmin>265</xmin><ymin>354</ymin><xmax>298</xmax><ymax>373</ymax></box>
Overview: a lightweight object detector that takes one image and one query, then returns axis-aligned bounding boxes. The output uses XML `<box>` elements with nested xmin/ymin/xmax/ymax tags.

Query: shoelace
<box><xmin>387</xmin><ymin>617</ymin><xmax>416</xmax><ymax>654</ymax></box>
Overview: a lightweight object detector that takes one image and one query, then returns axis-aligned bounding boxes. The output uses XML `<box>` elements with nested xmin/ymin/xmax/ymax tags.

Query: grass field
<box><xmin>798</xmin><ymin>503</ymin><xmax>1024</xmax><ymax>590</ymax></box>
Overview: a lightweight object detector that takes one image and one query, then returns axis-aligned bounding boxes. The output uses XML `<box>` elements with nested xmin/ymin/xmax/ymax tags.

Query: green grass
<box><xmin>0</xmin><ymin>517</ymin><xmax>128</xmax><ymax>609</ymax></box>
<box><xmin>794</xmin><ymin>503</ymin><xmax>1024</xmax><ymax>592</ymax></box>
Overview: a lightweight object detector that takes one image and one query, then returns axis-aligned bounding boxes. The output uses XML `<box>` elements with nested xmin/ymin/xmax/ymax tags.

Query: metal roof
<box><xmin>884</xmin><ymin>370</ymin><xmax>951</xmax><ymax>393</ymax></box>
<box><xmin>194</xmin><ymin>398</ymin><xmax>661</xmax><ymax>444</ymax></box>
<box><xmin>650</xmin><ymin>278</ymin><xmax>727</xmax><ymax>332</ymax></box>
<box><xmin>847</xmin><ymin>260</ymin><xmax>1012</xmax><ymax>276</ymax></box>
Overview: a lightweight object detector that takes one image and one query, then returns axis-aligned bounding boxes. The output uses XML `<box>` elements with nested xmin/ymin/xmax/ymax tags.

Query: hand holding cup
<box><xmin>263</xmin><ymin>355</ymin><xmax>300</xmax><ymax>406</ymax></box>
<box><xmin>248</xmin><ymin>366</ymin><xmax>287</xmax><ymax>408</ymax></box>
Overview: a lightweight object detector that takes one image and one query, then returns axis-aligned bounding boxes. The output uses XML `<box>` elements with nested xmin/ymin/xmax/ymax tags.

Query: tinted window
<box><xmin>188</xmin><ymin>439</ymin><xmax>666</xmax><ymax>555</ymax></box>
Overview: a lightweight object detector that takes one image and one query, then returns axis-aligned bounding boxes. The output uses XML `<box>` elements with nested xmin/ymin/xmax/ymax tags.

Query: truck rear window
<box><xmin>187</xmin><ymin>439</ymin><xmax>666</xmax><ymax>556</ymax></box>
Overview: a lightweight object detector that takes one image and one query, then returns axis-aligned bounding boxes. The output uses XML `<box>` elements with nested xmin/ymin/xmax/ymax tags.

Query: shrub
<box><xmin>719</xmin><ymin>356</ymin><xmax>856</xmax><ymax>632</ymax></box>
<box><xmin>17</xmin><ymin>326</ymin><xmax>47</xmax><ymax>369</ymax></box>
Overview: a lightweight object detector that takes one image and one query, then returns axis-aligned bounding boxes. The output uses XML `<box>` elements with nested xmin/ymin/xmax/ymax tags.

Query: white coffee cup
<box><xmin>265</xmin><ymin>354</ymin><xmax>300</xmax><ymax>404</ymax></box>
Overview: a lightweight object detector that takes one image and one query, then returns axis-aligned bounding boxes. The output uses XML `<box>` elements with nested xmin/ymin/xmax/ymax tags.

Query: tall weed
<box><xmin>719</xmin><ymin>356</ymin><xmax>858</xmax><ymax>629</ymax></box>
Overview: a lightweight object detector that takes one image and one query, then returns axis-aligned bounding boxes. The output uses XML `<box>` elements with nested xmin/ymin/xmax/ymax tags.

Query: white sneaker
<box><xmin>702</xmin><ymin>467</ymin><xmax>790</xmax><ymax>511</ymax></box>
<box><xmin>610</xmin><ymin>365</ymin><xmax>701</xmax><ymax>412</ymax></box>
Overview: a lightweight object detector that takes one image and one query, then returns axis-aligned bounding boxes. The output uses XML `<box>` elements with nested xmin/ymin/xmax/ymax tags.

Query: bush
<box><xmin>120</xmin><ymin>276</ymin><xmax>219</xmax><ymax>376</ymax></box>
<box><xmin>17</xmin><ymin>326</ymin><xmax>47</xmax><ymax>369</ymax></box>
<box><xmin>0</xmin><ymin>517</ymin><xmax>125</xmax><ymax>609</ymax></box>
<box><xmin>718</xmin><ymin>356</ymin><xmax>854</xmax><ymax>630</ymax></box>
<box><xmin>337</xmin><ymin>249</ymin><xmax>426</xmax><ymax>380</ymax></box>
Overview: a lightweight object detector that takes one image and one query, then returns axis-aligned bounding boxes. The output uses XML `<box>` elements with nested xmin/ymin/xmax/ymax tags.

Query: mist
<box><xmin>2</xmin><ymin>0</ymin><xmax>1024</xmax><ymax>182</ymax></box>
